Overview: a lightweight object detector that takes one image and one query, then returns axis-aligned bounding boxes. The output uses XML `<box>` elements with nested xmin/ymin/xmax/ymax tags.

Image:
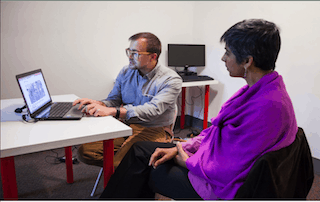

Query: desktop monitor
<box><xmin>168</xmin><ymin>44</ymin><xmax>205</xmax><ymax>75</ymax></box>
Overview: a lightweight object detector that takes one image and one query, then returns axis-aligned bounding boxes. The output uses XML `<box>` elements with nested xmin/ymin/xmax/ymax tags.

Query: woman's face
<box><xmin>221</xmin><ymin>46</ymin><xmax>245</xmax><ymax>77</ymax></box>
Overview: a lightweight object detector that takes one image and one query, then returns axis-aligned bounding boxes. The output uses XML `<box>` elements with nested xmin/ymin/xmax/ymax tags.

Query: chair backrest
<box><xmin>235</xmin><ymin>127</ymin><xmax>314</xmax><ymax>199</ymax></box>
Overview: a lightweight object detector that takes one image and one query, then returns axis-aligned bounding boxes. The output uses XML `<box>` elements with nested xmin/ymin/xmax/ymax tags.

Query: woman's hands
<box><xmin>148</xmin><ymin>142</ymin><xmax>189</xmax><ymax>169</ymax></box>
<box><xmin>149</xmin><ymin>146</ymin><xmax>177</xmax><ymax>169</ymax></box>
<box><xmin>174</xmin><ymin>142</ymin><xmax>189</xmax><ymax>168</ymax></box>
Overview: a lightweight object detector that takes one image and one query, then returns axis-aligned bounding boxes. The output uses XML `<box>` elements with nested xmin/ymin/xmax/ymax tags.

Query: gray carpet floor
<box><xmin>1</xmin><ymin>127</ymin><xmax>319</xmax><ymax>200</ymax></box>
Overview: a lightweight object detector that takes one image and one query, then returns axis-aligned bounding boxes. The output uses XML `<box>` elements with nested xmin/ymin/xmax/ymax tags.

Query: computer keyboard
<box><xmin>49</xmin><ymin>102</ymin><xmax>73</xmax><ymax>118</ymax></box>
<box><xmin>181</xmin><ymin>75</ymin><xmax>214</xmax><ymax>82</ymax></box>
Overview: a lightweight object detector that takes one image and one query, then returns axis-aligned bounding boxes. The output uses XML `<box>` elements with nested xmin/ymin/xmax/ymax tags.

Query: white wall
<box><xmin>190</xmin><ymin>1</ymin><xmax>320</xmax><ymax>159</ymax></box>
<box><xmin>1</xmin><ymin>1</ymin><xmax>320</xmax><ymax>159</ymax></box>
<box><xmin>1</xmin><ymin>1</ymin><xmax>195</xmax><ymax>100</ymax></box>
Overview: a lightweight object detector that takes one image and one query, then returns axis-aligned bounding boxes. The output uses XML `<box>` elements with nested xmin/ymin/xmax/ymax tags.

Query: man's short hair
<box><xmin>220</xmin><ymin>19</ymin><xmax>281</xmax><ymax>71</ymax></box>
<box><xmin>129</xmin><ymin>32</ymin><xmax>162</xmax><ymax>60</ymax></box>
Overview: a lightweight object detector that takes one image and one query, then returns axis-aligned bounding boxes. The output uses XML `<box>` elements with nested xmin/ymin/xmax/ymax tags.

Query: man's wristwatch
<box><xmin>115</xmin><ymin>107</ymin><xmax>120</xmax><ymax>119</ymax></box>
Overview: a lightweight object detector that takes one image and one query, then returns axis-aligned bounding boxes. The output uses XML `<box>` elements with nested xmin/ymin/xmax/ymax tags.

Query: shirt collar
<box><xmin>144</xmin><ymin>64</ymin><xmax>160</xmax><ymax>80</ymax></box>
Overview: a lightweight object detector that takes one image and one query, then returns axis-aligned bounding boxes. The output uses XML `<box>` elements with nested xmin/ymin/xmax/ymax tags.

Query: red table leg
<box><xmin>103</xmin><ymin>139</ymin><xmax>114</xmax><ymax>188</ymax></box>
<box><xmin>180</xmin><ymin>87</ymin><xmax>186</xmax><ymax>129</ymax></box>
<box><xmin>203</xmin><ymin>85</ymin><xmax>210</xmax><ymax>129</ymax></box>
<box><xmin>64</xmin><ymin>146</ymin><xmax>73</xmax><ymax>183</ymax></box>
<box><xmin>1</xmin><ymin>156</ymin><xmax>18</xmax><ymax>199</ymax></box>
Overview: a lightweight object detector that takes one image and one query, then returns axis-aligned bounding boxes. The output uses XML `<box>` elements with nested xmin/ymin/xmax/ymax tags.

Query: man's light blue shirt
<box><xmin>102</xmin><ymin>64</ymin><xmax>182</xmax><ymax>127</ymax></box>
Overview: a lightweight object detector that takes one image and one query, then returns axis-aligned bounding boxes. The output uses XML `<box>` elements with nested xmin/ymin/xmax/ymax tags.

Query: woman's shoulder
<box><xmin>250</xmin><ymin>83</ymin><xmax>295</xmax><ymax>121</ymax></box>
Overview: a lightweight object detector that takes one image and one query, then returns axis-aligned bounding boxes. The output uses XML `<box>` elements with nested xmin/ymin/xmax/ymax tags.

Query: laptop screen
<box><xmin>17</xmin><ymin>70</ymin><xmax>51</xmax><ymax>115</ymax></box>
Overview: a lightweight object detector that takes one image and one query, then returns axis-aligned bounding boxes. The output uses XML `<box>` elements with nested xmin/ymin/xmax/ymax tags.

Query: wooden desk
<box><xmin>0</xmin><ymin>94</ymin><xmax>132</xmax><ymax>199</ymax></box>
<box><xmin>181</xmin><ymin>80</ymin><xmax>219</xmax><ymax>129</ymax></box>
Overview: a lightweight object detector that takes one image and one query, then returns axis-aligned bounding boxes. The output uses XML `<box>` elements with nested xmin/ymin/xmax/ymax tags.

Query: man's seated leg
<box><xmin>77</xmin><ymin>141</ymin><xmax>104</xmax><ymax>167</ymax></box>
<box><xmin>77</xmin><ymin>123</ymin><xmax>170</xmax><ymax>168</ymax></box>
<box><xmin>113</xmin><ymin>124</ymin><xmax>171</xmax><ymax>168</ymax></box>
<box><xmin>77</xmin><ymin>137</ymin><xmax>127</xmax><ymax>167</ymax></box>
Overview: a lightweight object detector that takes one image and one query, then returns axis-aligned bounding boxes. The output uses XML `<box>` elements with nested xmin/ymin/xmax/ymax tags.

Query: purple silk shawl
<box><xmin>184</xmin><ymin>71</ymin><xmax>297</xmax><ymax>199</ymax></box>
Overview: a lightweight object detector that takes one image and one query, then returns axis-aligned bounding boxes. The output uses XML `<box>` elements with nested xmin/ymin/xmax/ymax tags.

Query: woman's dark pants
<box><xmin>99</xmin><ymin>141</ymin><xmax>202</xmax><ymax>200</ymax></box>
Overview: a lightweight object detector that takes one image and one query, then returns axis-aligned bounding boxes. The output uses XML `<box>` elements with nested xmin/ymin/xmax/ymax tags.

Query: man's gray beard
<box><xmin>129</xmin><ymin>63</ymin><xmax>137</xmax><ymax>69</ymax></box>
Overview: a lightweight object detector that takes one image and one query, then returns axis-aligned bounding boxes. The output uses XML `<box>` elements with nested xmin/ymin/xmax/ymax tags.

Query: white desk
<box><xmin>181</xmin><ymin>80</ymin><xmax>219</xmax><ymax>129</ymax></box>
<box><xmin>0</xmin><ymin>94</ymin><xmax>132</xmax><ymax>199</ymax></box>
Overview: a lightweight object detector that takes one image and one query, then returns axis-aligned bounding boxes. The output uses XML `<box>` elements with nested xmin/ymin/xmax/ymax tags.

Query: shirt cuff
<box><xmin>123</xmin><ymin>104</ymin><xmax>136</xmax><ymax>121</ymax></box>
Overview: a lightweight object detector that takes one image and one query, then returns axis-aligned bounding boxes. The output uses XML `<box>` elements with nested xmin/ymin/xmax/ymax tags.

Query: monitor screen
<box><xmin>168</xmin><ymin>44</ymin><xmax>205</xmax><ymax>67</ymax></box>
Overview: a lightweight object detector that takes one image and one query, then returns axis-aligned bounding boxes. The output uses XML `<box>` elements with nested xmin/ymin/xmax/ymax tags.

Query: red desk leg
<box><xmin>64</xmin><ymin>146</ymin><xmax>74</xmax><ymax>183</ymax></box>
<box><xmin>1</xmin><ymin>156</ymin><xmax>18</xmax><ymax>199</ymax></box>
<box><xmin>203</xmin><ymin>85</ymin><xmax>210</xmax><ymax>129</ymax></box>
<box><xmin>103</xmin><ymin>139</ymin><xmax>114</xmax><ymax>188</ymax></box>
<box><xmin>180</xmin><ymin>87</ymin><xmax>186</xmax><ymax>129</ymax></box>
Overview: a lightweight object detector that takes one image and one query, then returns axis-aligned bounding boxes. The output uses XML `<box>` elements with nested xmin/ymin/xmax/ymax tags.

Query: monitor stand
<box><xmin>177</xmin><ymin>66</ymin><xmax>197</xmax><ymax>76</ymax></box>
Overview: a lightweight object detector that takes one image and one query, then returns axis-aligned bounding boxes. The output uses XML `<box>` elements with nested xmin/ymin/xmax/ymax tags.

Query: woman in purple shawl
<box><xmin>100</xmin><ymin>19</ymin><xmax>297</xmax><ymax>200</ymax></box>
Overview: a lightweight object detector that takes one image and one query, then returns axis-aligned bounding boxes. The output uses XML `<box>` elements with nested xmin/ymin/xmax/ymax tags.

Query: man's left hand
<box><xmin>82</xmin><ymin>103</ymin><xmax>116</xmax><ymax>117</ymax></box>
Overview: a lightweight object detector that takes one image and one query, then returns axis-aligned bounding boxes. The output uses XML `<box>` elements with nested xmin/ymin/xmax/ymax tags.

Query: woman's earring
<box><xmin>243</xmin><ymin>67</ymin><xmax>247</xmax><ymax>78</ymax></box>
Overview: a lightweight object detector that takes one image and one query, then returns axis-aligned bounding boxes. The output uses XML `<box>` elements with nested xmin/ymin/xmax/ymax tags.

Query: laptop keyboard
<box><xmin>49</xmin><ymin>102</ymin><xmax>73</xmax><ymax>117</ymax></box>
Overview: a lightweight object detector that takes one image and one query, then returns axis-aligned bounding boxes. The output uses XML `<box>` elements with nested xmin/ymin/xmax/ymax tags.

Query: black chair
<box><xmin>235</xmin><ymin>127</ymin><xmax>314</xmax><ymax>199</ymax></box>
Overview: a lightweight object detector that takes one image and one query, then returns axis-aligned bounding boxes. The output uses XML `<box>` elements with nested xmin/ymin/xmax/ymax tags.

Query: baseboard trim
<box><xmin>174</xmin><ymin>115</ymin><xmax>211</xmax><ymax>131</ymax></box>
<box><xmin>175</xmin><ymin>115</ymin><xmax>320</xmax><ymax>175</ymax></box>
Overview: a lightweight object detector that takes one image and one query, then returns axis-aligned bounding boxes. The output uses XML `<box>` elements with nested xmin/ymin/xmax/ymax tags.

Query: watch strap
<box><xmin>115</xmin><ymin>107</ymin><xmax>120</xmax><ymax>119</ymax></box>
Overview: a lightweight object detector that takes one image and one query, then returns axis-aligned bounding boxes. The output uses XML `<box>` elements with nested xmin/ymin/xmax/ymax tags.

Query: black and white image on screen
<box><xmin>27</xmin><ymin>80</ymin><xmax>45</xmax><ymax>104</ymax></box>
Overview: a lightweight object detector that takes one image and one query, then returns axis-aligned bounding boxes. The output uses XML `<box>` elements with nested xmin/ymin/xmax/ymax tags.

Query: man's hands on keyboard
<box><xmin>81</xmin><ymin>103</ymin><xmax>117</xmax><ymax>117</ymax></box>
<box><xmin>73</xmin><ymin>98</ymin><xmax>105</xmax><ymax>110</ymax></box>
<box><xmin>73</xmin><ymin>98</ymin><xmax>118</xmax><ymax>117</ymax></box>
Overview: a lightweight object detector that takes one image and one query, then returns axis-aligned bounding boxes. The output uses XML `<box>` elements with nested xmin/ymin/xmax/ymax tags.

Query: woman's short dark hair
<box><xmin>129</xmin><ymin>32</ymin><xmax>162</xmax><ymax>60</ymax></box>
<box><xmin>220</xmin><ymin>19</ymin><xmax>281</xmax><ymax>71</ymax></box>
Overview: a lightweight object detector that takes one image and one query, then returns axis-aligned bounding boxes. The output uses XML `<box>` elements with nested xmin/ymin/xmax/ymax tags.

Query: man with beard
<box><xmin>73</xmin><ymin>32</ymin><xmax>182</xmax><ymax>168</ymax></box>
